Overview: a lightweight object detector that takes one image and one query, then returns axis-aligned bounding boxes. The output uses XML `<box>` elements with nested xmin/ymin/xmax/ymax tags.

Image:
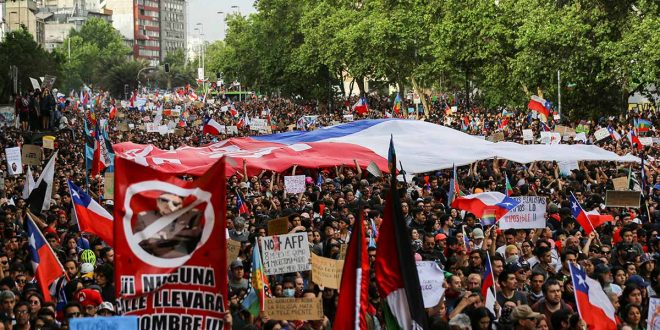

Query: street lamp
<box><xmin>217</xmin><ymin>11</ymin><xmax>226</xmax><ymax>38</ymax></box>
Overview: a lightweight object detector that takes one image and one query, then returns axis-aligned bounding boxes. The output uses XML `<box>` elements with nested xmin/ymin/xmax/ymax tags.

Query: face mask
<box><xmin>283</xmin><ymin>288</ymin><xmax>295</xmax><ymax>297</ymax></box>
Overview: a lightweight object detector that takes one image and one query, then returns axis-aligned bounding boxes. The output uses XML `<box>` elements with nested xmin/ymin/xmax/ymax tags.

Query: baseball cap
<box><xmin>230</xmin><ymin>260</ymin><xmax>243</xmax><ymax>269</ymax></box>
<box><xmin>98</xmin><ymin>301</ymin><xmax>115</xmax><ymax>314</ymax></box>
<box><xmin>511</xmin><ymin>305</ymin><xmax>541</xmax><ymax>321</ymax></box>
<box><xmin>626</xmin><ymin>275</ymin><xmax>649</xmax><ymax>287</ymax></box>
<box><xmin>472</xmin><ymin>228</ymin><xmax>484</xmax><ymax>240</ymax></box>
<box><xmin>75</xmin><ymin>289</ymin><xmax>103</xmax><ymax>307</ymax></box>
<box><xmin>80</xmin><ymin>263</ymin><xmax>94</xmax><ymax>279</ymax></box>
<box><xmin>435</xmin><ymin>233</ymin><xmax>447</xmax><ymax>241</ymax></box>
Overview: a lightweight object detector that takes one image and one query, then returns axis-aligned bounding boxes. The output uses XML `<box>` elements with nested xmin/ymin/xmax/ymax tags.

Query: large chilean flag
<box><xmin>26</xmin><ymin>213</ymin><xmax>64</xmax><ymax>302</ymax></box>
<box><xmin>374</xmin><ymin>138</ymin><xmax>427</xmax><ymax>330</ymax></box>
<box><xmin>333</xmin><ymin>211</ymin><xmax>370</xmax><ymax>329</ymax></box>
<box><xmin>67</xmin><ymin>180</ymin><xmax>114</xmax><ymax>246</ymax></box>
<box><xmin>451</xmin><ymin>192</ymin><xmax>520</xmax><ymax>220</ymax></box>
<box><xmin>569</xmin><ymin>263</ymin><xmax>617</xmax><ymax>330</ymax></box>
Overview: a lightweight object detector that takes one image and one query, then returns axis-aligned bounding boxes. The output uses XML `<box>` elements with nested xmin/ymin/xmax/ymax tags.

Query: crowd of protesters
<box><xmin>0</xmin><ymin>85</ymin><xmax>658</xmax><ymax>330</ymax></box>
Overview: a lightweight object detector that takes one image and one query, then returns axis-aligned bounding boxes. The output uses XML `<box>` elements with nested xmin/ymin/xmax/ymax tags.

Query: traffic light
<box><xmin>164</xmin><ymin>63</ymin><xmax>170</xmax><ymax>73</ymax></box>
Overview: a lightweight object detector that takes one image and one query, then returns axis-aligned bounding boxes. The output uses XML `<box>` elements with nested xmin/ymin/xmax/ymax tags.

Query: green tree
<box><xmin>0</xmin><ymin>27</ymin><xmax>61</xmax><ymax>101</ymax></box>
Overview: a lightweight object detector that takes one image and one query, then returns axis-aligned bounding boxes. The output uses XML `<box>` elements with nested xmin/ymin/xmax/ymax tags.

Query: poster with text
<box><xmin>5</xmin><ymin>147</ymin><xmax>22</xmax><ymax>175</ymax></box>
<box><xmin>260</xmin><ymin>232</ymin><xmax>311</xmax><ymax>275</ymax></box>
<box><xmin>114</xmin><ymin>156</ymin><xmax>228</xmax><ymax>330</ymax></box>
<box><xmin>284</xmin><ymin>175</ymin><xmax>306</xmax><ymax>194</ymax></box>
<box><xmin>499</xmin><ymin>196</ymin><xmax>547</xmax><ymax>229</ymax></box>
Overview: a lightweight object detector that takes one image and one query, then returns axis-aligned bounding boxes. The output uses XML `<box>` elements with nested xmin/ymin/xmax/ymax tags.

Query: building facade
<box><xmin>159</xmin><ymin>0</ymin><xmax>186</xmax><ymax>62</ymax></box>
<box><xmin>4</xmin><ymin>0</ymin><xmax>45</xmax><ymax>46</ymax></box>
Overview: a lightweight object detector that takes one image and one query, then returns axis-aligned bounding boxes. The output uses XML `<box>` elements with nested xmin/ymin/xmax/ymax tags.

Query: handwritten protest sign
<box><xmin>416</xmin><ymin>261</ymin><xmax>446</xmax><ymax>308</ymax></box>
<box><xmin>640</xmin><ymin>137</ymin><xmax>653</xmax><ymax>146</ymax></box>
<box><xmin>226</xmin><ymin>239</ymin><xmax>241</xmax><ymax>268</ymax></box>
<box><xmin>226</xmin><ymin>126</ymin><xmax>238</xmax><ymax>135</ymax></box>
<box><xmin>264</xmin><ymin>297</ymin><xmax>323</xmax><ymax>321</ymax></box>
<box><xmin>268</xmin><ymin>217</ymin><xmax>289</xmax><ymax>236</ymax></box>
<box><xmin>42</xmin><ymin>136</ymin><xmax>56</xmax><ymax>149</ymax></box>
<box><xmin>594</xmin><ymin>128</ymin><xmax>610</xmax><ymax>141</ymax></box>
<box><xmin>343</xmin><ymin>114</ymin><xmax>354</xmax><ymax>122</ymax></box>
<box><xmin>554</xmin><ymin>125</ymin><xmax>576</xmax><ymax>137</ymax></box>
<box><xmin>338</xmin><ymin>244</ymin><xmax>348</xmax><ymax>260</ymax></box>
<box><xmin>104</xmin><ymin>172</ymin><xmax>114</xmax><ymax>199</ymax></box>
<box><xmin>21</xmin><ymin>145</ymin><xmax>42</xmax><ymax>166</ymax></box>
<box><xmin>311</xmin><ymin>254</ymin><xmax>344</xmax><ymax>289</ymax></box>
<box><xmin>71</xmin><ymin>316</ymin><xmax>138</xmax><ymax>330</ymax></box>
<box><xmin>499</xmin><ymin>196</ymin><xmax>547</xmax><ymax>229</ymax></box>
<box><xmin>41</xmin><ymin>75</ymin><xmax>56</xmax><ymax>90</ymax></box>
<box><xmin>260</xmin><ymin>232</ymin><xmax>311</xmax><ymax>275</ymax></box>
<box><xmin>284</xmin><ymin>175</ymin><xmax>306</xmax><ymax>194</ymax></box>
<box><xmin>144</xmin><ymin>122</ymin><xmax>159</xmax><ymax>133</ymax></box>
<box><xmin>30</xmin><ymin>77</ymin><xmax>41</xmax><ymax>90</ymax></box>
<box><xmin>612</xmin><ymin>177</ymin><xmax>629</xmax><ymax>191</ymax></box>
<box><xmin>5</xmin><ymin>147</ymin><xmax>22</xmax><ymax>175</ymax></box>
<box><xmin>250</xmin><ymin>118</ymin><xmax>268</xmax><ymax>132</ymax></box>
<box><xmin>487</xmin><ymin>132</ymin><xmax>504</xmax><ymax>142</ymax></box>
<box><xmin>522</xmin><ymin>129</ymin><xmax>534</xmax><ymax>141</ymax></box>
<box><xmin>605</xmin><ymin>190</ymin><xmax>640</xmax><ymax>208</ymax></box>
<box><xmin>540</xmin><ymin>132</ymin><xmax>561</xmax><ymax>145</ymax></box>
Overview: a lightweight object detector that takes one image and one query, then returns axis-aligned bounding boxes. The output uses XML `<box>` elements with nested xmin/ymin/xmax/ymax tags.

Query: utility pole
<box><xmin>557</xmin><ymin>70</ymin><xmax>561</xmax><ymax>120</ymax></box>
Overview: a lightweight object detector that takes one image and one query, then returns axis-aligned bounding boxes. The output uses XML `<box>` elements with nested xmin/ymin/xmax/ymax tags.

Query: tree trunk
<box><xmin>411</xmin><ymin>76</ymin><xmax>429</xmax><ymax>118</ymax></box>
<box><xmin>356</xmin><ymin>76</ymin><xmax>366</xmax><ymax>97</ymax></box>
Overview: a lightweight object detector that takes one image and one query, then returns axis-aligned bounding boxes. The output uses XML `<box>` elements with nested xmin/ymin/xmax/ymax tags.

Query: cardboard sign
<box><xmin>594</xmin><ymin>128</ymin><xmax>610</xmax><ymax>141</ymax></box>
<box><xmin>41</xmin><ymin>75</ymin><xmax>56</xmax><ymax>90</ymax></box>
<box><xmin>499</xmin><ymin>196</ymin><xmax>547</xmax><ymax>229</ymax></box>
<box><xmin>264</xmin><ymin>297</ymin><xmax>323</xmax><ymax>321</ymax></box>
<box><xmin>260</xmin><ymin>232</ymin><xmax>311</xmax><ymax>275</ymax></box>
<box><xmin>284</xmin><ymin>175</ymin><xmax>306</xmax><ymax>194</ymax></box>
<box><xmin>226</xmin><ymin>126</ymin><xmax>238</xmax><ymax>135</ymax></box>
<box><xmin>522</xmin><ymin>129</ymin><xmax>534</xmax><ymax>141</ymax></box>
<box><xmin>343</xmin><ymin>114</ymin><xmax>354</xmax><ymax>122</ymax></box>
<box><xmin>416</xmin><ymin>261</ymin><xmax>446</xmax><ymax>308</ymax></box>
<box><xmin>250</xmin><ymin>118</ymin><xmax>268</xmax><ymax>131</ymax></box>
<box><xmin>267</xmin><ymin>217</ymin><xmax>290</xmax><ymax>236</ymax></box>
<box><xmin>226</xmin><ymin>239</ymin><xmax>241</xmax><ymax>268</ymax></box>
<box><xmin>540</xmin><ymin>132</ymin><xmax>561</xmax><ymax>145</ymax></box>
<box><xmin>42</xmin><ymin>136</ymin><xmax>56</xmax><ymax>149</ymax></box>
<box><xmin>487</xmin><ymin>132</ymin><xmax>504</xmax><ymax>142</ymax></box>
<box><xmin>612</xmin><ymin>177</ymin><xmax>629</xmax><ymax>191</ymax></box>
<box><xmin>574</xmin><ymin>132</ymin><xmax>587</xmax><ymax>143</ymax></box>
<box><xmin>311</xmin><ymin>254</ymin><xmax>344</xmax><ymax>289</ymax></box>
<box><xmin>144</xmin><ymin>122</ymin><xmax>159</xmax><ymax>133</ymax></box>
<box><xmin>640</xmin><ymin>137</ymin><xmax>653</xmax><ymax>146</ymax></box>
<box><xmin>174</xmin><ymin>128</ymin><xmax>185</xmax><ymax>136</ymax></box>
<box><xmin>338</xmin><ymin>244</ymin><xmax>348</xmax><ymax>260</ymax></box>
<box><xmin>5</xmin><ymin>147</ymin><xmax>23</xmax><ymax>175</ymax></box>
<box><xmin>70</xmin><ymin>316</ymin><xmax>138</xmax><ymax>330</ymax></box>
<box><xmin>118</xmin><ymin>122</ymin><xmax>130</xmax><ymax>132</ymax></box>
<box><xmin>21</xmin><ymin>144</ymin><xmax>42</xmax><ymax>166</ymax></box>
<box><xmin>104</xmin><ymin>172</ymin><xmax>114</xmax><ymax>200</ymax></box>
<box><xmin>554</xmin><ymin>125</ymin><xmax>576</xmax><ymax>137</ymax></box>
<box><xmin>605</xmin><ymin>190</ymin><xmax>641</xmax><ymax>208</ymax></box>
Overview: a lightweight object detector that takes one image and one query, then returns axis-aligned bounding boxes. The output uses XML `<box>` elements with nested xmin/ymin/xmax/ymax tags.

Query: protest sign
<box><xmin>41</xmin><ymin>75</ymin><xmax>56</xmax><ymax>90</ymax></box>
<box><xmin>70</xmin><ymin>316</ymin><xmax>138</xmax><ymax>330</ymax></box>
<box><xmin>605</xmin><ymin>190</ymin><xmax>640</xmax><ymax>208</ymax></box>
<box><xmin>268</xmin><ymin>217</ymin><xmax>290</xmax><ymax>236</ymax></box>
<box><xmin>42</xmin><ymin>136</ymin><xmax>56</xmax><ymax>149</ymax></box>
<box><xmin>104</xmin><ymin>172</ymin><xmax>114</xmax><ymax>200</ymax></box>
<box><xmin>343</xmin><ymin>114</ymin><xmax>354</xmax><ymax>122</ymax></box>
<box><xmin>226</xmin><ymin>126</ymin><xmax>238</xmax><ymax>135</ymax></box>
<box><xmin>113</xmin><ymin>157</ymin><xmax>227</xmax><ymax>330</ymax></box>
<box><xmin>558</xmin><ymin>160</ymin><xmax>578</xmax><ymax>177</ymax></box>
<box><xmin>540</xmin><ymin>132</ymin><xmax>561</xmax><ymax>145</ymax></box>
<box><xmin>264</xmin><ymin>297</ymin><xmax>323</xmax><ymax>321</ymax></box>
<box><xmin>366</xmin><ymin>161</ymin><xmax>383</xmax><ymax>177</ymax></box>
<box><xmin>118</xmin><ymin>122</ymin><xmax>130</xmax><ymax>132</ymax></box>
<box><xmin>260</xmin><ymin>232</ymin><xmax>311</xmax><ymax>275</ymax></box>
<box><xmin>594</xmin><ymin>128</ymin><xmax>610</xmax><ymax>141</ymax></box>
<box><xmin>144</xmin><ymin>122</ymin><xmax>159</xmax><ymax>133</ymax></box>
<box><xmin>338</xmin><ymin>244</ymin><xmax>347</xmax><ymax>260</ymax></box>
<box><xmin>30</xmin><ymin>77</ymin><xmax>41</xmax><ymax>90</ymax></box>
<box><xmin>21</xmin><ymin>145</ymin><xmax>42</xmax><ymax>166</ymax></box>
<box><xmin>284</xmin><ymin>175</ymin><xmax>306</xmax><ymax>194</ymax></box>
<box><xmin>574</xmin><ymin>132</ymin><xmax>587</xmax><ymax>143</ymax></box>
<box><xmin>487</xmin><ymin>132</ymin><xmax>504</xmax><ymax>142</ymax></box>
<box><xmin>499</xmin><ymin>196</ymin><xmax>547</xmax><ymax>229</ymax></box>
<box><xmin>451</xmin><ymin>106</ymin><xmax>458</xmax><ymax>113</ymax></box>
<box><xmin>416</xmin><ymin>261</ymin><xmax>445</xmax><ymax>308</ymax></box>
<box><xmin>612</xmin><ymin>177</ymin><xmax>629</xmax><ymax>191</ymax></box>
<box><xmin>554</xmin><ymin>125</ymin><xmax>576</xmax><ymax>137</ymax></box>
<box><xmin>648</xmin><ymin>297</ymin><xmax>660</xmax><ymax>330</ymax></box>
<box><xmin>5</xmin><ymin>147</ymin><xmax>23</xmax><ymax>175</ymax></box>
<box><xmin>170</xmin><ymin>108</ymin><xmax>181</xmax><ymax>117</ymax></box>
<box><xmin>250</xmin><ymin>118</ymin><xmax>268</xmax><ymax>131</ymax></box>
<box><xmin>157</xmin><ymin>125</ymin><xmax>169</xmax><ymax>135</ymax></box>
<box><xmin>311</xmin><ymin>254</ymin><xmax>344</xmax><ymax>289</ymax></box>
<box><xmin>640</xmin><ymin>137</ymin><xmax>653</xmax><ymax>146</ymax></box>
<box><xmin>0</xmin><ymin>106</ymin><xmax>15</xmax><ymax>127</ymax></box>
<box><xmin>227</xmin><ymin>239</ymin><xmax>241</xmax><ymax>268</ymax></box>
<box><xmin>522</xmin><ymin>129</ymin><xmax>534</xmax><ymax>141</ymax></box>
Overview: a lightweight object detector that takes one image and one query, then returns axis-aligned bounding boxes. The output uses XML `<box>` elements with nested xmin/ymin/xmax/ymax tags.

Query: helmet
<box><xmin>80</xmin><ymin>249</ymin><xmax>97</xmax><ymax>266</ymax></box>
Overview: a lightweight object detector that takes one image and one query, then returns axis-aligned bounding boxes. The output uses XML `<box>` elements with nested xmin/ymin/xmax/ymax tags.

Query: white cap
<box><xmin>80</xmin><ymin>263</ymin><xmax>94</xmax><ymax>274</ymax></box>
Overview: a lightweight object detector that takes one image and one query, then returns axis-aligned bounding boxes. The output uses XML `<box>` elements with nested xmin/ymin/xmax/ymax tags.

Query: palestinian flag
<box><xmin>333</xmin><ymin>210</ymin><xmax>370</xmax><ymax>329</ymax></box>
<box><xmin>374</xmin><ymin>137</ymin><xmax>428</xmax><ymax>330</ymax></box>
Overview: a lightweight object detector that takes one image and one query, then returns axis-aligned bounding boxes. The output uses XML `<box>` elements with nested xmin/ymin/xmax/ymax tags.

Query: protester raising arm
<box><xmin>353</xmin><ymin>159</ymin><xmax>362</xmax><ymax>178</ymax></box>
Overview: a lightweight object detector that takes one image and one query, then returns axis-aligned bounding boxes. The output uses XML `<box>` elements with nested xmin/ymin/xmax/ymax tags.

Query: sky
<box><xmin>186</xmin><ymin>0</ymin><xmax>257</xmax><ymax>42</ymax></box>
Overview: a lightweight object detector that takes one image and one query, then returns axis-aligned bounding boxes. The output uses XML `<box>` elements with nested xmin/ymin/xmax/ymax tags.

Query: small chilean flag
<box><xmin>627</xmin><ymin>130</ymin><xmax>643</xmax><ymax>151</ymax></box>
<box><xmin>26</xmin><ymin>213</ymin><xmax>65</xmax><ymax>302</ymax></box>
<box><xmin>237</xmin><ymin>191</ymin><xmax>250</xmax><ymax>216</ymax></box>
<box><xmin>528</xmin><ymin>95</ymin><xmax>551</xmax><ymax>122</ymax></box>
<box><xmin>109</xmin><ymin>106</ymin><xmax>117</xmax><ymax>120</ymax></box>
<box><xmin>451</xmin><ymin>192</ymin><xmax>519</xmax><ymax>220</ymax></box>
<box><xmin>569</xmin><ymin>263</ymin><xmax>617</xmax><ymax>330</ymax></box>
<box><xmin>202</xmin><ymin>118</ymin><xmax>224</xmax><ymax>136</ymax></box>
<box><xmin>569</xmin><ymin>192</ymin><xmax>613</xmax><ymax>235</ymax></box>
<box><xmin>482</xmin><ymin>254</ymin><xmax>497</xmax><ymax>316</ymax></box>
<box><xmin>67</xmin><ymin>180</ymin><xmax>113</xmax><ymax>246</ymax></box>
<box><xmin>505</xmin><ymin>175</ymin><xmax>513</xmax><ymax>197</ymax></box>
<box><xmin>333</xmin><ymin>210</ymin><xmax>370</xmax><ymax>329</ymax></box>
